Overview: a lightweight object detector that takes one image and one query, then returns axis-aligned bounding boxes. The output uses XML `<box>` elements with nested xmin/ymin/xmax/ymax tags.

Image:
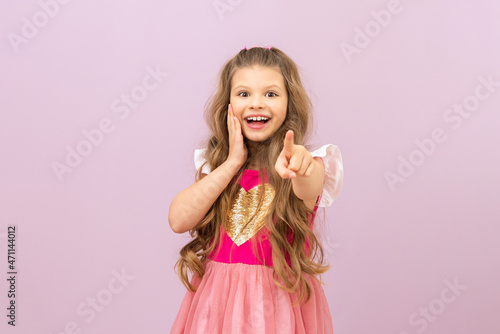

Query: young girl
<box><xmin>169</xmin><ymin>46</ymin><xmax>343</xmax><ymax>333</ymax></box>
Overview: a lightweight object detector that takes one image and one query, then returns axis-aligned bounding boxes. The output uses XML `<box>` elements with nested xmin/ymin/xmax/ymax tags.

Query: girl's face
<box><xmin>230</xmin><ymin>65</ymin><xmax>288</xmax><ymax>144</ymax></box>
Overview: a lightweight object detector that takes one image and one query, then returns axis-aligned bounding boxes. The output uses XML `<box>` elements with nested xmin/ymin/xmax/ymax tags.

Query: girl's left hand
<box><xmin>275</xmin><ymin>130</ymin><xmax>314</xmax><ymax>179</ymax></box>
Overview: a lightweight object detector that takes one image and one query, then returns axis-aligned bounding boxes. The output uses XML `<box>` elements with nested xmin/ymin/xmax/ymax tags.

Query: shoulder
<box><xmin>309</xmin><ymin>144</ymin><xmax>343</xmax><ymax>207</ymax></box>
<box><xmin>194</xmin><ymin>148</ymin><xmax>211</xmax><ymax>174</ymax></box>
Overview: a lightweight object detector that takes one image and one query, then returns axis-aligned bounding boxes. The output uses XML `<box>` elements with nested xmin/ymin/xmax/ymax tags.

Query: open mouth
<box><xmin>245</xmin><ymin>116</ymin><xmax>270</xmax><ymax>125</ymax></box>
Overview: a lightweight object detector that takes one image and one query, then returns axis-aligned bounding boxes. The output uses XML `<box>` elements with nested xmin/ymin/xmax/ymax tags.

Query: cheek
<box><xmin>230</xmin><ymin>105</ymin><xmax>244</xmax><ymax>119</ymax></box>
<box><xmin>275</xmin><ymin>113</ymin><xmax>287</xmax><ymax>129</ymax></box>
<box><xmin>271</xmin><ymin>101</ymin><xmax>287</xmax><ymax>120</ymax></box>
<box><xmin>234</xmin><ymin>112</ymin><xmax>244</xmax><ymax>122</ymax></box>
<box><xmin>277</xmin><ymin>109</ymin><xmax>287</xmax><ymax>123</ymax></box>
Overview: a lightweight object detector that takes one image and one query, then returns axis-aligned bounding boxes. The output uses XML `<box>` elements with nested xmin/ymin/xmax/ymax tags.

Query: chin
<box><xmin>245</xmin><ymin>135</ymin><xmax>270</xmax><ymax>143</ymax></box>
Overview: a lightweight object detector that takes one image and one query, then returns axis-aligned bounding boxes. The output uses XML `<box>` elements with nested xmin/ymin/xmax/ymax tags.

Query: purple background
<box><xmin>1</xmin><ymin>0</ymin><xmax>499</xmax><ymax>333</ymax></box>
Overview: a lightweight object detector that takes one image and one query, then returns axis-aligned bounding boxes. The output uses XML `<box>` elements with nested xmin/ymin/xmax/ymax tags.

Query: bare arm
<box><xmin>291</xmin><ymin>156</ymin><xmax>325</xmax><ymax>209</ymax></box>
<box><xmin>169</xmin><ymin>104</ymin><xmax>247</xmax><ymax>234</ymax></box>
<box><xmin>168</xmin><ymin>160</ymin><xmax>241</xmax><ymax>234</ymax></box>
<box><xmin>275</xmin><ymin>130</ymin><xmax>325</xmax><ymax>210</ymax></box>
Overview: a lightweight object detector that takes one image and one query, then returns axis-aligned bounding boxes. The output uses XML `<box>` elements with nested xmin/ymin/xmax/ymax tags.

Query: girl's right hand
<box><xmin>226</xmin><ymin>104</ymin><xmax>247</xmax><ymax>170</ymax></box>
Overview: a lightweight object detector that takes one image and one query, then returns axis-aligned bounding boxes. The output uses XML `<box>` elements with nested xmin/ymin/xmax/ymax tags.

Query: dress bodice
<box><xmin>195</xmin><ymin>144</ymin><xmax>344</xmax><ymax>267</ymax></box>
<box><xmin>207</xmin><ymin>169</ymin><xmax>320</xmax><ymax>267</ymax></box>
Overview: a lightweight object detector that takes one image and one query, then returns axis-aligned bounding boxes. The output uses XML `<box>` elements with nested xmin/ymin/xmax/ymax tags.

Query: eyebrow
<box><xmin>232</xmin><ymin>85</ymin><xmax>282</xmax><ymax>91</ymax></box>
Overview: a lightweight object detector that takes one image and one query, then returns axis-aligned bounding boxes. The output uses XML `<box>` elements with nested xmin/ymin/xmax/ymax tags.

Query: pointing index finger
<box><xmin>283</xmin><ymin>130</ymin><xmax>294</xmax><ymax>156</ymax></box>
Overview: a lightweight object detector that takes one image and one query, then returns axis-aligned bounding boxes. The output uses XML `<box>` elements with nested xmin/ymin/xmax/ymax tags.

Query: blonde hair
<box><xmin>174</xmin><ymin>46</ymin><xmax>330</xmax><ymax>305</ymax></box>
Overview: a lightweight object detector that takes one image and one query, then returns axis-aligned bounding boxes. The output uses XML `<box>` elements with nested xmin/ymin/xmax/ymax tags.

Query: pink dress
<box><xmin>170</xmin><ymin>144</ymin><xmax>343</xmax><ymax>334</ymax></box>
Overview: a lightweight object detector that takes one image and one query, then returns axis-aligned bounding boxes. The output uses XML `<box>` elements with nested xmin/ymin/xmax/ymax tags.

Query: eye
<box><xmin>266</xmin><ymin>92</ymin><xmax>277</xmax><ymax>97</ymax></box>
<box><xmin>237</xmin><ymin>91</ymin><xmax>249</xmax><ymax>97</ymax></box>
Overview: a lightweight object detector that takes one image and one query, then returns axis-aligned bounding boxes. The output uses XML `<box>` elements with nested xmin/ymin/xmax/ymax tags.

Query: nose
<box><xmin>249</xmin><ymin>95</ymin><xmax>264</xmax><ymax>109</ymax></box>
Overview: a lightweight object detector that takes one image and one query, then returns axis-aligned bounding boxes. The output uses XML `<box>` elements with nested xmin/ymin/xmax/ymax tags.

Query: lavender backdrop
<box><xmin>1</xmin><ymin>0</ymin><xmax>499</xmax><ymax>333</ymax></box>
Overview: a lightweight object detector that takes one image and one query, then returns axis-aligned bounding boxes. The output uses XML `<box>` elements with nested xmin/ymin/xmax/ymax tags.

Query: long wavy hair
<box><xmin>174</xmin><ymin>46</ymin><xmax>330</xmax><ymax>305</ymax></box>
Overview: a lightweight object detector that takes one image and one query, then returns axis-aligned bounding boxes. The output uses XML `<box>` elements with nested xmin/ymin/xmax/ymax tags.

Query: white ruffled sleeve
<box><xmin>310</xmin><ymin>144</ymin><xmax>343</xmax><ymax>207</ymax></box>
<box><xmin>194</xmin><ymin>148</ymin><xmax>211</xmax><ymax>174</ymax></box>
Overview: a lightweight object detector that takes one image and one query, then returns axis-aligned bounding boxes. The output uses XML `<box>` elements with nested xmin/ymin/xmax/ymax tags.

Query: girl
<box><xmin>169</xmin><ymin>46</ymin><xmax>343</xmax><ymax>333</ymax></box>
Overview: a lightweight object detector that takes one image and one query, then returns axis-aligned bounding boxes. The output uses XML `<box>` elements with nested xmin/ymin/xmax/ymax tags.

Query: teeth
<box><xmin>247</xmin><ymin>116</ymin><xmax>268</xmax><ymax>121</ymax></box>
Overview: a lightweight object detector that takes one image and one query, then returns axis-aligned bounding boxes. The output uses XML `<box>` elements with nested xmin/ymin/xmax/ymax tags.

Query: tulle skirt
<box><xmin>170</xmin><ymin>260</ymin><xmax>334</xmax><ymax>334</ymax></box>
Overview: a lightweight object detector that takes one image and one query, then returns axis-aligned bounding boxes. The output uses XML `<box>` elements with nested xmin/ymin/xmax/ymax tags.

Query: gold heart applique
<box><xmin>225</xmin><ymin>183</ymin><xmax>275</xmax><ymax>246</ymax></box>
